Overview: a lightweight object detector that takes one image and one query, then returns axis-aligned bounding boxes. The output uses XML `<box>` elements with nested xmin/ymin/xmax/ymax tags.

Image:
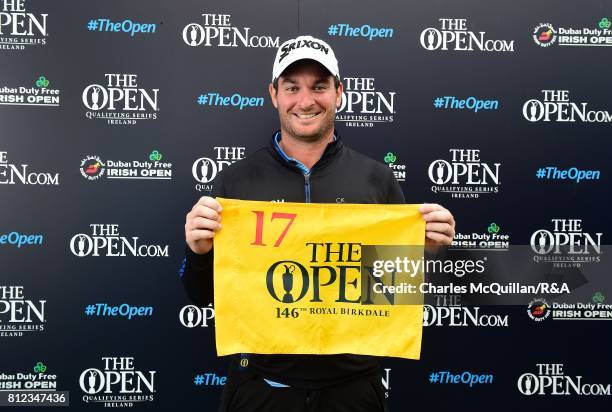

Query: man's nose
<box><xmin>295</xmin><ymin>89</ymin><xmax>315</xmax><ymax>110</ymax></box>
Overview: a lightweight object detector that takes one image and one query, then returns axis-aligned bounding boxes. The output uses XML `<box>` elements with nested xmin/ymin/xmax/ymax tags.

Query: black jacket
<box><xmin>181</xmin><ymin>131</ymin><xmax>405</xmax><ymax>389</ymax></box>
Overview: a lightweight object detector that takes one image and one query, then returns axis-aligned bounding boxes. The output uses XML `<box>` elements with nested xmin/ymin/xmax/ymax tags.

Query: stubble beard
<box><xmin>280</xmin><ymin>108</ymin><xmax>336</xmax><ymax>143</ymax></box>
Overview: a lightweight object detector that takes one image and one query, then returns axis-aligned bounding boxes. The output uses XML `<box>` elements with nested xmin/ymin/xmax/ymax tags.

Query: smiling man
<box><xmin>182</xmin><ymin>35</ymin><xmax>455</xmax><ymax>411</ymax></box>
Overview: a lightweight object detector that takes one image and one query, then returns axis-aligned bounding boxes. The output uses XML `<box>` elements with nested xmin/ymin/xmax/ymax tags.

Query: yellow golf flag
<box><xmin>214</xmin><ymin>198</ymin><xmax>425</xmax><ymax>359</ymax></box>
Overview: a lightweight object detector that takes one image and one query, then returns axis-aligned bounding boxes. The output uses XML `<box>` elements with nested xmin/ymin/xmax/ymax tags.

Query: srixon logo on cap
<box><xmin>279</xmin><ymin>39</ymin><xmax>329</xmax><ymax>62</ymax></box>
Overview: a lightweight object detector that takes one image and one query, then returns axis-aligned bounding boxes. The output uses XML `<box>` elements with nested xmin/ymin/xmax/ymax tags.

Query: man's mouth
<box><xmin>294</xmin><ymin>112</ymin><xmax>321</xmax><ymax>119</ymax></box>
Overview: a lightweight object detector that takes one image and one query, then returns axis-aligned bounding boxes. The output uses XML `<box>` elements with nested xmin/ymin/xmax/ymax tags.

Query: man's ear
<box><xmin>268</xmin><ymin>83</ymin><xmax>278</xmax><ymax>109</ymax></box>
<box><xmin>335</xmin><ymin>81</ymin><xmax>344</xmax><ymax>108</ymax></box>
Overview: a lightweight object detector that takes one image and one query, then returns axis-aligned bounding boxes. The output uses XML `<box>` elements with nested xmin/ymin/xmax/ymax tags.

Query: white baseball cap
<box><xmin>272</xmin><ymin>35</ymin><xmax>340</xmax><ymax>82</ymax></box>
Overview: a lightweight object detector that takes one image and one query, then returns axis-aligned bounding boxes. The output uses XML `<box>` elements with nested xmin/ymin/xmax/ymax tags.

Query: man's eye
<box><xmin>286</xmin><ymin>86</ymin><xmax>298</xmax><ymax>92</ymax></box>
<box><xmin>315</xmin><ymin>84</ymin><xmax>328</xmax><ymax>90</ymax></box>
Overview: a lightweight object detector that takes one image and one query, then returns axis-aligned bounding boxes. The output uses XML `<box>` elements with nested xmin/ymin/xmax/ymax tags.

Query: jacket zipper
<box><xmin>304</xmin><ymin>173</ymin><xmax>311</xmax><ymax>203</ymax></box>
<box><xmin>272</xmin><ymin>132</ymin><xmax>316</xmax><ymax>203</ymax></box>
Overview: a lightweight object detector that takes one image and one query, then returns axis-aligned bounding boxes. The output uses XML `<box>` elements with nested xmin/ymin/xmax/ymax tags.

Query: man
<box><xmin>182</xmin><ymin>35</ymin><xmax>455</xmax><ymax>411</ymax></box>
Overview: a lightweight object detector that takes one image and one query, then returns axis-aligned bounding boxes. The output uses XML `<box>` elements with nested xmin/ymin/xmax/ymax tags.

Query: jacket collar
<box><xmin>268</xmin><ymin>130</ymin><xmax>343</xmax><ymax>174</ymax></box>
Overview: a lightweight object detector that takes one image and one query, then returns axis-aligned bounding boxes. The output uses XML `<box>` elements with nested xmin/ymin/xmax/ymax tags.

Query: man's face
<box><xmin>269</xmin><ymin>61</ymin><xmax>343</xmax><ymax>143</ymax></box>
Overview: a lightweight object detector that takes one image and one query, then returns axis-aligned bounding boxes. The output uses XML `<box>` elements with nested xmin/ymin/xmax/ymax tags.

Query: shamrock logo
<box><xmin>384</xmin><ymin>152</ymin><xmax>397</xmax><ymax>164</ymax></box>
<box><xmin>487</xmin><ymin>223</ymin><xmax>500</xmax><ymax>234</ymax></box>
<box><xmin>598</xmin><ymin>18</ymin><xmax>611</xmax><ymax>29</ymax></box>
<box><xmin>593</xmin><ymin>291</ymin><xmax>605</xmax><ymax>304</ymax></box>
<box><xmin>35</xmin><ymin>76</ymin><xmax>49</xmax><ymax>88</ymax></box>
<box><xmin>33</xmin><ymin>362</ymin><xmax>47</xmax><ymax>373</ymax></box>
<box><xmin>149</xmin><ymin>150</ymin><xmax>162</xmax><ymax>161</ymax></box>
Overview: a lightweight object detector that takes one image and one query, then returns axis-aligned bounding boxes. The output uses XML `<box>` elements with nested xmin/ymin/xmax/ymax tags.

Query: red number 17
<box><xmin>251</xmin><ymin>211</ymin><xmax>297</xmax><ymax>247</ymax></box>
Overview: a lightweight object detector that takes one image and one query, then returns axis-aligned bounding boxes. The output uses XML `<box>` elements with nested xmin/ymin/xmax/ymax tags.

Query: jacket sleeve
<box><xmin>180</xmin><ymin>245</ymin><xmax>215</xmax><ymax>306</ymax></box>
<box><xmin>385</xmin><ymin>171</ymin><xmax>406</xmax><ymax>204</ymax></box>
<box><xmin>180</xmin><ymin>174</ymin><xmax>226</xmax><ymax>306</ymax></box>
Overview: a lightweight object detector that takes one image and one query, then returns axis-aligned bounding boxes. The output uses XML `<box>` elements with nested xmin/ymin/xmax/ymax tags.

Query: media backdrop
<box><xmin>1</xmin><ymin>0</ymin><xmax>611</xmax><ymax>410</ymax></box>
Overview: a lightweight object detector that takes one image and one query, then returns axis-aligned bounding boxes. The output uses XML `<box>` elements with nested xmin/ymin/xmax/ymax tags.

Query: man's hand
<box><xmin>419</xmin><ymin>203</ymin><xmax>455</xmax><ymax>249</ymax></box>
<box><xmin>185</xmin><ymin>196</ymin><xmax>222</xmax><ymax>255</ymax></box>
